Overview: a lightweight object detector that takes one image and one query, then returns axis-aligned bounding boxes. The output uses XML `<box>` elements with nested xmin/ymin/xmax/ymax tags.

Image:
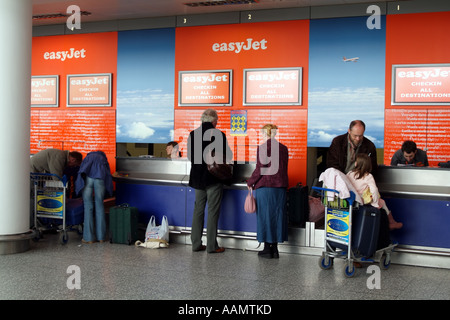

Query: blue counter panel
<box><xmin>383</xmin><ymin>197</ymin><xmax>450</xmax><ymax>249</ymax></box>
<box><xmin>115</xmin><ymin>182</ymin><xmax>257</xmax><ymax>234</ymax></box>
<box><xmin>115</xmin><ymin>183</ymin><xmax>186</xmax><ymax>226</ymax></box>
<box><xmin>186</xmin><ymin>187</ymin><xmax>257</xmax><ymax>233</ymax></box>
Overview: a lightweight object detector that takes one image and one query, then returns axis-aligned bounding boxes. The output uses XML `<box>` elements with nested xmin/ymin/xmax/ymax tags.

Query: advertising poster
<box><xmin>36</xmin><ymin>190</ymin><xmax>64</xmax><ymax>217</ymax></box>
<box><xmin>308</xmin><ymin>16</ymin><xmax>386</xmax><ymax>148</ymax></box>
<box><xmin>326</xmin><ymin>208</ymin><xmax>350</xmax><ymax>245</ymax></box>
<box><xmin>230</xmin><ymin>110</ymin><xmax>247</xmax><ymax>136</ymax></box>
<box><xmin>116</xmin><ymin>28</ymin><xmax>175</xmax><ymax>143</ymax></box>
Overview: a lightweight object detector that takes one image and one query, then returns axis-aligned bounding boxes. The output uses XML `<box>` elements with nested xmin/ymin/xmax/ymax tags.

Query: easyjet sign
<box><xmin>392</xmin><ymin>64</ymin><xmax>450</xmax><ymax>105</ymax></box>
<box><xmin>212</xmin><ymin>38</ymin><xmax>267</xmax><ymax>54</ymax></box>
<box><xmin>43</xmin><ymin>48</ymin><xmax>86</xmax><ymax>61</ymax></box>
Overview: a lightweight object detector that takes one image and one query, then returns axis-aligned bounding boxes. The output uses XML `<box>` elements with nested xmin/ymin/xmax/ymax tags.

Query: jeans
<box><xmin>82</xmin><ymin>176</ymin><xmax>106</xmax><ymax>242</ymax></box>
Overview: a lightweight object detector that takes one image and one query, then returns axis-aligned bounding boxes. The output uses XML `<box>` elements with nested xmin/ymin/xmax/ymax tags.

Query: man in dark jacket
<box><xmin>187</xmin><ymin>109</ymin><xmax>233</xmax><ymax>253</ymax></box>
<box><xmin>326</xmin><ymin>120</ymin><xmax>378</xmax><ymax>179</ymax></box>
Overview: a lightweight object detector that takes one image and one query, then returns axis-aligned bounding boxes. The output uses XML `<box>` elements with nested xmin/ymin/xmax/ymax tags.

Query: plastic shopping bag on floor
<box><xmin>145</xmin><ymin>215</ymin><xmax>169</xmax><ymax>243</ymax></box>
<box><xmin>135</xmin><ymin>239</ymin><xmax>168</xmax><ymax>249</ymax></box>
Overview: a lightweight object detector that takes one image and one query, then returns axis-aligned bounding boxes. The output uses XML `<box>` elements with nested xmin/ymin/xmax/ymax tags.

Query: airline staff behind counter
<box><xmin>390</xmin><ymin>140</ymin><xmax>429</xmax><ymax>167</ymax></box>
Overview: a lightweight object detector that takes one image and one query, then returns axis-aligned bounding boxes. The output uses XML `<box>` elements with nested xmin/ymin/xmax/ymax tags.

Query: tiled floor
<box><xmin>0</xmin><ymin>230</ymin><xmax>449</xmax><ymax>301</ymax></box>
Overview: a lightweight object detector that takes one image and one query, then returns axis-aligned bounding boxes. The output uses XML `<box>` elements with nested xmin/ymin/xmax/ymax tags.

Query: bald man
<box><xmin>326</xmin><ymin>120</ymin><xmax>378</xmax><ymax>179</ymax></box>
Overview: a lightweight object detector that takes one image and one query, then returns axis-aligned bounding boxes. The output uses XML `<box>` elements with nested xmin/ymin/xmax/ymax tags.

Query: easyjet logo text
<box><xmin>397</xmin><ymin>68</ymin><xmax>449</xmax><ymax>80</ymax></box>
<box><xmin>212</xmin><ymin>38</ymin><xmax>267</xmax><ymax>54</ymax></box>
<box><xmin>43</xmin><ymin>48</ymin><xmax>86</xmax><ymax>61</ymax></box>
<box><xmin>70</xmin><ymin>76</ymin><xmax>109</xmax><ymax>86</ymax></box>
<box><xmin>248</xmin><ymin>71</ymin><xmax>298</xmax><ymax>82</ymax></box>
<box><xmin>183</xmin><ymin>74</ymin><xmax>228</xmax><ymax>84</ymax></box>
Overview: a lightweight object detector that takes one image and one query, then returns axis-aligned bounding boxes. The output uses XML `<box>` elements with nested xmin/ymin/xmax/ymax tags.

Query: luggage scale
<box><xmin>30</xmin><ymin>172</ymin><xmax>83</xmax><ymax>244</ymax></box>
<box><xmin>312</xmin><ymin>186</ymin><xmax>397</xmax><ymax>278</ymax></box>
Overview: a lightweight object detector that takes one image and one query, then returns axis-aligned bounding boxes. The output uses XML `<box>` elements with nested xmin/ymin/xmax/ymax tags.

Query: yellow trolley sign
<box><xmin>36</xmin><ymin>190</ymin><xmax>64</xmax><ymax>217</ymax></box>
<box><xmin>326</xmin><ymin>208</ymin><xmax>350</xmax><ymax>244</ymax></box>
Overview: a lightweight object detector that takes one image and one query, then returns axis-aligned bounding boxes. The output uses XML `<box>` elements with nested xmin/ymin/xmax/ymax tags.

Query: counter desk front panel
<box><xmin>114</xmin><ymin>158</ymin><xmax>258</xmax><ymax>237</ymax></box>
<box><xmin>378</xmin><ymin>166</ymin><xmax>450</xmax><ymax>252</ymax></box>
<box><xmin>384</xmin><ymin>197</ymin><xmax>450</xmax><ymax>249</ymax></box>
<box><xmin>115</xmin><ymin>182</ymin><xmax>257</xmax><ymax>234</ymax></box>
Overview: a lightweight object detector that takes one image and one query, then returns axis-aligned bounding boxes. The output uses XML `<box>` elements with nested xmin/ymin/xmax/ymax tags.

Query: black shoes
<box><xmin>258</xmin><ymin>242</ymin><xmax>279</xmax><ymax>259</ymax></box>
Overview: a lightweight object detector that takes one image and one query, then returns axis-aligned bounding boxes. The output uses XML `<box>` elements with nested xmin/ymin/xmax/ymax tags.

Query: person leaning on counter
<box><xmin>390</xmin><ymin>140</ymin><xmax>429</xmax><ymax>167</ymax></box>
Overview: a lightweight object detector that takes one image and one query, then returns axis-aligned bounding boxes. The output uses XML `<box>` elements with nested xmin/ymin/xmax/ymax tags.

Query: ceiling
<box><xmin>32</xmin><ymin>0</ymin><xmax>394</xmax><ymax>26</ymax></box>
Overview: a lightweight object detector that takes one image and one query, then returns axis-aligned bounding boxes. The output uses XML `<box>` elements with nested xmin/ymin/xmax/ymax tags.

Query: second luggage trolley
<box><xmin>312</xmin><ymin>186</ymin><xmax>397</xmax><ymax>278</ymax></box>
<box><xmin>30</xmin><ymin>172</ymin><xmax>83</xmax><ymax>244</ymax></box>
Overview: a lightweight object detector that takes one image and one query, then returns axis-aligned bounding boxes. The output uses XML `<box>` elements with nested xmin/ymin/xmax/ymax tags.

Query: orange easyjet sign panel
<box><xmin>392</xmin><ymin>64</ymin><xmax>450</xmax><ymax>105</ymax></box>
<box><xmin>179</xmin><ymin>70</ymin><xmax>232</xmax><ymax>106</ymax></box>
<box><xmin>67</xmin><ymin>73</ymin><xmax>112</xmax><ymax>107</ymax></box>
<box><xmin>243</xmin><ymin>67</ymin><xmax>302</xmax><ymax>106</ymax></box>
<box><xmin>31</xmin><ymin>75</ymin><xmax>59</xmax><ymax>107</ymax></box>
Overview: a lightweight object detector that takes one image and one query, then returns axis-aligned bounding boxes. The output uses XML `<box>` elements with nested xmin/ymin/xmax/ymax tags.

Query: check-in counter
<box><xmin>113</xmin><ymin>157</ymin><xmax>310</xmax><ymax>253</ymax></box>
<box><xmin>377</xmin><ymin>166</ymin><xmax>450</xmax><ymax>268</ymax></box>
<box><xmin>113</xmin><ymin>157</ymin><xmax>261</xmax><ymax>249</ymax></box>
<box><xmin>113</xmin><ymin>158</ymin><xmax>450</xmax><ymax>268</ymax></box>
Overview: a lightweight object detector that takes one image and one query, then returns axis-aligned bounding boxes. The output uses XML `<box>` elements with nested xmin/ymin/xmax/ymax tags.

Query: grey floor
<box><xmin>1</xmin><ymin>230</ymin><xmax>449</xmax><ymax>302</ymax></box>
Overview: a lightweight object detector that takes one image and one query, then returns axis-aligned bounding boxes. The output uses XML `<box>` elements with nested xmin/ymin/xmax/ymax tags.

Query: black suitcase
<box><xmin>377</xmin><ymin>209</ymin><xmax>391</xmax><ymax>250</ymax></box>
<box><xmin>288</xmin><ymin>183</ymin><xmax>309</xmax><ymax>227</ymax></box>
<box><xmin>351</xmin><ymin>205</ymin><xmax>380</xmax><ymax>257</ymax></box>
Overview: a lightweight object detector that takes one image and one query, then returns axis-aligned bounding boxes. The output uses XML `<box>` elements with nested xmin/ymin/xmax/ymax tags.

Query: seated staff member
<box><xmin>390</xmin><ymin>140</ymin><xmax>429</xmax><ymax>167</ymax></box>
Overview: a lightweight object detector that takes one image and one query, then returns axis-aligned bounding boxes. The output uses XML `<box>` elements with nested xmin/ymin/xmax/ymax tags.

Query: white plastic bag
<box><xmin>145</xmin><ymin>215</ymin><xmax>169</xmax><ymax>243</ymax></box>
<box><xmin>135</xmin><ymin>240</ymin><xmax>168</xmax><ymax>249</ymax></box>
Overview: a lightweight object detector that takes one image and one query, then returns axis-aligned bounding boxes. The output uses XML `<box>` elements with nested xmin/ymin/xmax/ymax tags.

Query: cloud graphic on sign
<box><xmin>308</xmin><ymin>87</ymin><xmax>385</xmax><ymax>147</ymax></box>
<box><xmin>308</xmin><ymin>130</ymin><xmax>335</xmax><ymax>143</ymax></box>
<box><xmin>117</xmin><ymin>122</ymin><xmax>155</xmax><ymax>140</ymax></box>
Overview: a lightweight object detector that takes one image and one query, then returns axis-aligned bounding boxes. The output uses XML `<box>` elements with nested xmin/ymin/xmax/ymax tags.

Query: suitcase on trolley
<box><xmin>288</xmin><ymin>183</ymin><xmax>309</xmax><ymax>227</ymax></box>
<box><xmin>109</xmin><ymin>204</ymin><xmax>138</xmax><ymax>245</ymax></box>
<box><xmin>351</xmin><ymin>205</ymin><xmax>380</xmax><ymax>257</ymax></box>
<box><xmin>65</xmin><ymin>198</ymin><xmax>84</xmax><ymax>226</ymax></box>
<box><xmin>377</xmin><ymin>209</ymin><xmax>391</xmax><ymax>250</ymax></box>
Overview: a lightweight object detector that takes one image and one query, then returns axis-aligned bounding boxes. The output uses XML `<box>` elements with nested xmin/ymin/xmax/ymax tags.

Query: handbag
<box><xmin>206</xmin><ymin>150</ymin><xmax>233</xmax><ymax>181</ymax></box>
<box><xmin>244</xmin><ymin>188</ymin><xmax>257</xmax><ymax>214</ymax></box>
<box><xmin>145</xmin><ymin>215</ymin><xmax>169</xmax><ymax>243</ymax></box>
<box><xmin>308</xmin><ymin>196</ymin><xmax>325</xmax><ymax>222</ymax></box>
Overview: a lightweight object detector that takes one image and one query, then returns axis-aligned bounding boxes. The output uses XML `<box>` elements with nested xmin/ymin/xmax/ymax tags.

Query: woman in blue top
<box><xmin>75</xmin><ymin>151</ymin><xmax>113</xmax><ymax>244</ymax></box>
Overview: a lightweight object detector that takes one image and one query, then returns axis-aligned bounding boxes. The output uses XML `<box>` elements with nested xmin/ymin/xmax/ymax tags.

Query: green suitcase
<box><xmin>109</xmin><ymin>204</ymin><xmax>138</xmax><ymax>245</ymax></box>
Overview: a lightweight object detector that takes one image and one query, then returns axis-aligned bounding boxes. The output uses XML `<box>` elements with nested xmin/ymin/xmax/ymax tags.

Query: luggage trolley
<box><xmin>312</xmin><ymin>186</ymin><xmax>397</xmax><ymax>278</ymax></box>
<box><xmin>31</xmin><ymin>172</ymin><xmax>82</xmax><ymax>244</ymax></box>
